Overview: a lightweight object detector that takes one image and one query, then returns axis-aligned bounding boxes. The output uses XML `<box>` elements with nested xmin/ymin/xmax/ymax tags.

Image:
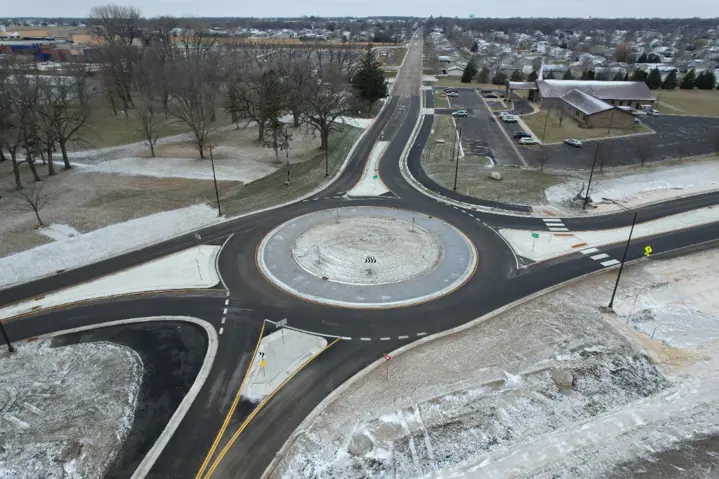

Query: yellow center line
<box><xmin>203</xmin><ymin>337</ymin><xmax>341</xmax><ymax>479</ymax></box>
<box><xmin>194</xmin><ymin>320</ymin><xmax>267</xmax><ymax>479</ymax></box>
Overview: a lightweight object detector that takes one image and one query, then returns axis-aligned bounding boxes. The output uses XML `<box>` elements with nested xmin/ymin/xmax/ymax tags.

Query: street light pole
<box><xmin>285</xmin><ymin>130</ymin><xmax>291</xmax><ymax>186</ymax></box>
<box><xmin>453</xmin><ymin>125</ymin><xmax>462</xmax><ymax>191</ymax></box>
<box><xmin>583</xmin><ymin>143</ymin><xmax>600</xmax><ymax>210</ymax></box>
<box><xmin>0</xmin><ymin>322</ymin><xmax>15</xmax><ymax>353</ymax></box>
<box><xmin>604</xmin><ymin>198</ymin><xmax>638</xmax><ymax>310</ymax></box>
<box><xmin>209</xmin><ymin>146</ymin><xmax>222</xmax><ymax>217</ymax></box>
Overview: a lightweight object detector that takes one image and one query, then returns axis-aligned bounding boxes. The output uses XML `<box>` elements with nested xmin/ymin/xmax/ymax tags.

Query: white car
<box><xmin>563</xmin><ymin>138</ymin><xmax>583</xmax><ymax>148</ymax></box>
<box><xmin>518</xmin><ymin>137</ymin><xmax>537</xmax><ymax>145</ymax></box>
<box><xmin>502</xmin><ymin>115</ymin><xmax>518</xmax><ymax>123</ymax></box>
<box><xmin>647</xmin><ymin>109</ymin><xmax>660</xmax><ymax>116</ymax></box>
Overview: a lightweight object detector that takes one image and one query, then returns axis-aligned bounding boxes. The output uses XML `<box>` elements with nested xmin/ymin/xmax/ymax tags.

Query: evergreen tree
<box><xmin>661</xmin><ymin>70</ymin><xmax>677</xmax><ymax>90</ymax></box>
<box><xmin>527</xmin><ymin>70</ymin><xmax>538</xmax><ymax>82</ymax></box>
<box><xmin>492</xmin><ymin>71</ymin><xmax>508</xmax><ymax>85</ymax></box>
<box><xmin>562</xmin><ymin>70</ymin><xmax>574</xmax><ymax>80</ymax></box>
<box><xmin>612</xmin><ymin>72</ymin><xmax>625</xmax><ymax>81</ymax></box>
<box><xmin>545</xmin><ymin>70</ymin><xmax>555</xmax><ymax>79</ymax></box>
<box><xmin>695</xmin><ymin>70</ymin><xmax>717</xmax><ymax>90</ymax></box>
<box><xmin>645</xmin><ymin>68</ymin><xmax>662</xmax><ymax>89</ymax></box>
<box><xmin>510</xmin><ymin>69</ymin><xmax>525</xmax><ymax>81</ymax></box>
<box><xmin>594</xmin><ymin>71</ymin><xmax>608</xmax><ymax>81</ymax></box>
<box><xmin>680</xmin><ymin>69</ymin><xmax>696</xmax><ymax>89</ymax></box>
<box><xmin>637</xmin><ymin>52</ymin><xmax>648</xmax><ymax>63</ymax></box>
<box><xmin>630</xmin><ymin>69</ymin><xmax>647</xmax><ymax>82</ymax></box>
<box><xmin>470</xmin><ymin>42</ymin><xmax>478</xmax><ymax>53</ymax></box>
<box><xmin>477</xmin><ymin>66</ymin><xmax>490</xmax><ymax>84</ymax></box>
<box><xmin>461</xmin><ymin>61</ymin><xmax>478</xmax><ymax>83</ymax></box>
<box><xmin>623</xmin><ymin>73</ymin><xmax>629</xmax><ymax>81</ymax></box>
<box><xmin>351</xmin><ymin>45</ymin><xmax>389</xmax><ymax>115</ymax></box>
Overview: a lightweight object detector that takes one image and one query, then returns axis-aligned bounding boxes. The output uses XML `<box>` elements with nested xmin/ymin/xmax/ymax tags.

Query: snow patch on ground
<box><xmin>272</xmin><ymin>247</ymin><xmax>719</xmax><ymax>479</ymax></box>
<box><xmin>545</xmin><ymin>161</ymin><xmax>719</xmax><ymax>212</ymax></box>
<box><xmin>38</xmin><ymin>224</ymin><xmax>82</xmax><ymax>241</ymax></box>
<box><xmin>76</xmin><ymin>156</ymin><xmax>275</xmax><ymax>182</ymax></box>
<box><xmin>0</xmin><ymin>340</ymin><xmax>142</xmax><ymax>479</ymax></box>
<box><xmin>292</xmin><ymin>216</ymin><xmax>443</xmax><ymax>285</ymax></box>
<box><xmin>0</xmin><ymin>204</ymin><xmax>222</xmax><ymax>288</ymax></box>
<box><xmin>0</xmin><ymin>245</ymin><xmax>220</xmax><ymax>319</ymax></box>
<box><xmin>500</xmin><ymin>205</ymin><xmax>719</xmax><ymax>262</ymax></box>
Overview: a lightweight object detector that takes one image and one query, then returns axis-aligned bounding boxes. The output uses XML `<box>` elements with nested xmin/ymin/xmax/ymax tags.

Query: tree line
<box><xmin>1</xmin><ymin>4</ymin><xmax>389</xmax><ymax>190</ymax></box>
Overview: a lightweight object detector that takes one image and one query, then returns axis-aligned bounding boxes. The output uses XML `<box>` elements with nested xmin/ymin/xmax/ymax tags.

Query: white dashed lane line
<box><xmin>219</xmin><ymin>327</ymin><xmax>224</xmax><ymax>335</ymax></box>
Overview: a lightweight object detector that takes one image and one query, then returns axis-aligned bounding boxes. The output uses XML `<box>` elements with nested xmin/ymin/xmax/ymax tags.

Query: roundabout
<box><xmin>257</xmin><ymin>206</ymin><xmax>478</xmax><ymax>308</ymax></box>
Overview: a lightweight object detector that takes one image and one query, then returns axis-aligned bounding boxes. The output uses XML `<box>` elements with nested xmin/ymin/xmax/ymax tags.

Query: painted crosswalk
<box><xmin>579</xmin><ymin>247</ymin><xmax>622</xmax><ymax>269</ymax></box>
<box><xmin>543</xmin><ymin>218</ymin><xmax>569</xmax><ymax>232</ymax></box>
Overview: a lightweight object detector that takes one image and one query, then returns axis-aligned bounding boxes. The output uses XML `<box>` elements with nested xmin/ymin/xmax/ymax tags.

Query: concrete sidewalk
<box><xmin>242</xmin><ymin>329</ymin><xmax>327</xmax><ymax>400</ymax></box>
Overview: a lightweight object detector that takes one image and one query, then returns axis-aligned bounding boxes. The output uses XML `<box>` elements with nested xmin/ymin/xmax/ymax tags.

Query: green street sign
<box><xmin>531</xmin><ymin>232</ymin><xmax>539</xmax><ymax>239</ymax></box>
<box><xmin>373</xmin><ymin>175</ymin><xmax>378</xmax><ymax>180</ymax></box>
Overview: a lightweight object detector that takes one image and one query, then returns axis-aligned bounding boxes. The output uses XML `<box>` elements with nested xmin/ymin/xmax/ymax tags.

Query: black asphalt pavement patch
<box><xmin>52</xmin><ymin>321</ymin><xmax>207</xmax><ymax>479</ymax></box>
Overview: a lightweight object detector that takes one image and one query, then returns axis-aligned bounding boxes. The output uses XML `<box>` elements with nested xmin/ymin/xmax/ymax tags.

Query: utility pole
<box><xmin>583</xmin><ymin>143</ymin><xmax>600</xmax><ymax>210</ymax></box>
<box><xmin>285</xmin><ymin>129</ymin><xmax>291</xmax><ymax>186</ymax></box>
<box><xmin>453</xmin><ymin>126</ymin><xmax>462</xmax><ymax>191</ymax></box>
<box><xmin>604</xmin><ymin>198</ymin><xmax>638</xmax><ymax>310</ymax></box>
<box><xmin>0</xmin><ymin>322</ymin><xmax>15</xmax><ymax>353</ymax></box>
<box><xmin>209</xmin><ymin>146</ymin><xmax>222</xmax><ymax>217</ymax></box>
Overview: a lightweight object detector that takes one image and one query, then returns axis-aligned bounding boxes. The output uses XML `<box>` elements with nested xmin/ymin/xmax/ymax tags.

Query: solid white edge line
<box><xmin>27</xmin><ymin>316</ymin><xmax>218</xmax><ymax>479</ymax></box>
<box><xmin>216</xmin><ymin>234</ymin><xmax>234</xmax><ymax>291</ymax></box>
<box><xmin>601</xmin><ymin>259</ymin><xmax>621</xmax><ymax>267</ymax></box>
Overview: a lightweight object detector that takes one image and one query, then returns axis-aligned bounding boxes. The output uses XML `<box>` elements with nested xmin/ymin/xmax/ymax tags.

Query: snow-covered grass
<box><xmin>38</xmin><ymin>224</ymin><xmax>82</xmax><ymax>241</ymax></box>
<box><xmin>0</xmin><ymin>245</ymin><xmax>220</xmax><ymax>318</ymax></box>
<box><xmin>0</xmin><ymin>340</ymin><xmax>142</xmax><ymax>479</ymax></box>
<box><xmin>500</xmin><ymin>204</ymin><xmax>719</xmax><ymax>262</ymax></box>
<box><xmin>0</xmin><ymin>204</ymin><xmax>222</xmax><ymax>289</ymax></box>
<box><xmin>347</xmin><ymin>141</ymin><xmax>391</xmax><ymax>197</ymax></box>
<box><xmin>271</xmin><ymin>246</ymin><xmax>719</xmax><ymax>479</ymax></box>
<box><xmin>545</xmin><ymin>159</ymin><xmax>719</xmax><ymax>212</ymax></box>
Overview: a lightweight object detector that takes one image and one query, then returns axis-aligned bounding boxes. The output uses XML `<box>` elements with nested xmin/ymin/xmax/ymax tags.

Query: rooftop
<box><xmin>537</xmin><ymin>79</ymin><xmax>656</xmax><ymax>101</ymax></box>
<box><xmin>561</xmin><ymin>89</ymin><xmax>614</xmax><ymax>115</ymax></box>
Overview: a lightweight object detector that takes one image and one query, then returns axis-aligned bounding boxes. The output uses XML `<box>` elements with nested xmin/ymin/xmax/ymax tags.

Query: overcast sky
<box><xmin>5</xmin><ymin>0</ymin><xmax>719</xmax><ymax>20</ymax></box>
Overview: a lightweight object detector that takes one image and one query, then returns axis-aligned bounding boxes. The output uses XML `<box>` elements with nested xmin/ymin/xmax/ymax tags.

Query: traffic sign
<box><xmin>644</xmin><ymin>245</ymin><xmax>653</xmax><ymax>257</ymax></box>
<box><xmin>260</xmin><ymin>360</ymin><xmax>266</xmax><ymax>368</ymax></box>
<box><xmin>372</xmin><ymin>175</ymin><xmax>378</xmax><ymax>180</ymax></box>
<box><xmin>276</xmin><ymin>318</ymin><xmax>288</xmax><ymax>328</ymax></box>
<box><xmin>531</xmin><ymin>232</ymin><xmax>539</xmax><ymax>239</ymax></box>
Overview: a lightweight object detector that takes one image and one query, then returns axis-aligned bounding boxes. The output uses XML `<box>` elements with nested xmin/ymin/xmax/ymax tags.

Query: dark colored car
<box><xmin>513</xmin><ymin>131</ymin><xmax>531</xmax><ymax>139</ymax></box>
<box><xmin>484</xmin><ymin>93</ymin><xmax>499</xmax><ymax>98</ymax></box>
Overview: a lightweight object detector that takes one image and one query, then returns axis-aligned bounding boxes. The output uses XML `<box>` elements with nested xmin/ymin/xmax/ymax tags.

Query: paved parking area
<box><xmin>521</xmin><ymin>114</ymin><xmax>719</xmax><ymax>169</ymax></box>
<box><xmin>435</xmin><ymin>88</ymin><xmax>525</xmax><ymax>167</ymax></box>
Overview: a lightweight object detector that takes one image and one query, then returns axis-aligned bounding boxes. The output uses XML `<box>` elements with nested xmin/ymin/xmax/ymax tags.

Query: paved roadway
<box><xmin>1</xmin><ymin>32</ymin><xmax>718</xmax><ymax>479</ymax></box>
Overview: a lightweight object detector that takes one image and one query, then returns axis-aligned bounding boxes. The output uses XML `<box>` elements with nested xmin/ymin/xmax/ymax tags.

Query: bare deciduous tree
<box><xmin>634</xmin><ymin>136</ymin><xmax>654</xmax><ymax>166</ymax></box>
<box><xmin>537</xmin><ymin>146</ymin><xmax>551</xmax><ymax>171</ymax></box>
<box><xmin>16</xmin><ymin>183</ymin><xmax>51</xmax><ymax>227</ymax></box>
<box><xmin>263</xmin><ymin>116</ymin><xmax>290</xmax><ymax>165</ymax></box>
<box><xmin>597</xmin><ymin>143</ymin><xmax>613</xmax><ymax>171</ymax></box>
<box><xmin>136</xmin><ymin>91</ymin><xmax>161</xmax><ymax>157</ymax></box>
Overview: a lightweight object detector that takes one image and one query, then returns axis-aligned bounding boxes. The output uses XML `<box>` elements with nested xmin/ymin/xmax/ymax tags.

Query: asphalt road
<box><xmin>1</xmin><ymin>31</ymin><xmax>718</xmax><ymax>479</ymax></box>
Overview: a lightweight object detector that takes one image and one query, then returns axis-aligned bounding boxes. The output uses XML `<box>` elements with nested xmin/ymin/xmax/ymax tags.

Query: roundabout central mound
<box><xmin>257</xmin><ymin>206</ymin><xmax>477</xmax><ymax>309</ymax></box>
<box><xmin>292</xmin><ymin>216</ymin><xmax>443</xmax><ymax>286</ymax></box>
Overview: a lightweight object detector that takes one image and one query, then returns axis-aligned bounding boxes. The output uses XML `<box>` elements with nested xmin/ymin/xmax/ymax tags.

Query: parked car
<box><xmin>484</xmin><ymin>93</ymin><xmax>499</xmax><ymax>98</ymax></box>
<box><xmin>447</xmin><ymin>91</ymin><xmax>459</xmax><ymax>97</ymax></box>
<box><xmin>513</xmin><ymin>131</ymin><xmax>531</xmax><ymax>139</ymax></box>
<box><xmin>444</xmin><ymin>88</ymin><xmax>459</xmax><ymax>93</ymax></box>
<box><xmin>479</xmin><ymin>89</ymin><xmax>493</xmax><ymax>94</ymax></box>
<box><xmin>452</xmin><ymin>109</ymin><xmax>469</xmax><ymax>117</ymax></box>
<box><xmin>563</xmin><ymin>139</ymin><xmax>583</xmax><ymax>148</ymax></box>
<box><xmin>501</xmin><ymin>115</ymin><xmax>518</xmax><ymax>123</ymax></box>
<box><xmin>518</xmin><ymin>137</ymin><xmax>537</xmax><ymax>145</ymax></box>
<box><xmin>647</xmin><ymin>109</ymin><xmax>660</xmax><ymax>116</ymax></box>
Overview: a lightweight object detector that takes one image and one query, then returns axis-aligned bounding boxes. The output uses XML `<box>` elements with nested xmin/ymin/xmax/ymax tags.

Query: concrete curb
<box><xmin>261</xmin><ymin>253</ymin><xmax>669</xmax><ymax>478</ymax></box>
<box><xmin>29</xmin><ymin>316</ymin><xmax>218</xmax><ymax>479</ymax></box>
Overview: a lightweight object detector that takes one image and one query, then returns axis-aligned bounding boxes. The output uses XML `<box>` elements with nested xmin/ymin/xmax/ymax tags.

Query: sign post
<box><xmin>276</xmin><ymin>318</ymin><xmax>288</xmax><ymax>343</ymax></box>
<box><xmin>259</xmin><ymin>351</ymin><xmax>266</xmax><ymax>377</ymax></box>
<box><xmin>531</xmin><ymin>232</ymin><xmax>539</xmax><ymax>252</ymax></box>
<box><xmin>384</xmin><ymin>354</ymin><xmax>392</xmax><ymax>381</ymax></box>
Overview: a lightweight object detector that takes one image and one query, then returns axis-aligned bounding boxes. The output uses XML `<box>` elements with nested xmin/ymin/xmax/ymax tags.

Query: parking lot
<box><xmin>435</xmin><ymin>86</ymin><xmax>719</xmax><ymax>170</ymax></box>
<box><xmin>435</xmin><ymin>87</ymin><xmax>525</xmax><ymax>167</ymax></box>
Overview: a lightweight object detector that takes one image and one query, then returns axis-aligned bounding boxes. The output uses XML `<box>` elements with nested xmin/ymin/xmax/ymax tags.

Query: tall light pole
<box><xmin>209</xmin><ymin>146</ymin><xmax>222</xmax><ymax>217</ymax></box>
<box><xmin>583</xmin><ymin>143</ymin><xmax>600</xmax><ymax>210</ymax></box>
<box><xmin>453</xmin><ymin>125</ymin><xmax>462</xmax><ymax>191</ymax></box>
<box><xmin>0</xmin><ymin>322</ymin><xmax>15</xmax><ymax>353</ymax></box>
<box><xmin>603</xmin><ymin>197</ymin><xmax>638</xmax><ymax>310</ymax></box>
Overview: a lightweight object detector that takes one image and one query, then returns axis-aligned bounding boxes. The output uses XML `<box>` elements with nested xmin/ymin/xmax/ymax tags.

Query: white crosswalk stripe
<box><xmin>580</xmin><ymin>247</ymin><xmax>600</xmax><ymax>254</ymax></box>
<box><xmin>591</xmin><ymin>253</ymin><xmax>610</xmax><ymax>260</ymax></box>
<box><xmin>601</xmin><ymin>259</ymin><xmax>621</xmax><ymax>267</ymax></box>
<box><xmin>548</xmin><ymin>227</ymin><xmax>569</xmax><ymax>232</ymax></box>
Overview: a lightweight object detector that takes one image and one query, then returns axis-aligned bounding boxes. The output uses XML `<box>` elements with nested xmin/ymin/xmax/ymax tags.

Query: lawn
<box><xmin>382</xmin><ymin>70</ymin><xmax>398</xmax><ymax>78</ymax></box>
<box><xmin>654</xmin><ymin>89</ymin><xmax>719</xmax><ymax>117</ymax></box>
<box><xmin>219</xmin><ymin>126</ymin><xmax>362</xmax><ymax>216</ymax></box>
<box><xmin>71</xmin><ymin>94</ymin><xmax>227</xmax><ymax>151</ymax></box>
<box><xmin>522</xmin><ymin>108</ymin><xmax>652</xmax><ymax>144</ymax></box>
<box><xmin>433</xmin><ymin>90</ymin><xmax>449</xmax><ymax>108</ymax></box>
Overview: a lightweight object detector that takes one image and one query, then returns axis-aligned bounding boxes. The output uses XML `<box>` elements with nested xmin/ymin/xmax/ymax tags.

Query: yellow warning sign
<box><xmin>644</xmin><ymin>246</ymin><xmax>653</xmax><ymax>257</ymax></box>
<box><xmin>260</xmin><ymin>360</ymin><xmax>266</xmax><ymax>368</ymax></box>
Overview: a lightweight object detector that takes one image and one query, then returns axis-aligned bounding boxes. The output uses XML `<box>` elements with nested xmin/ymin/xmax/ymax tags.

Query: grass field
<box><xmin>522</xmin><ymin>109</ymin><xmax>652</xmax><ymax>144</ymax></box>
<box><xmin>220</xmin><ymin>126</ymin><xmax>361</xmax><ymax>216</ymax></box>
<box><xmin>433</xmin><ymin>90</ymin><xmax>450</xmax><ymax>108</ymax></box>
<box><xmin>655</xmin><ymin>89</ymin><xmax>719</xmax><ymax>117</ymax></box>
